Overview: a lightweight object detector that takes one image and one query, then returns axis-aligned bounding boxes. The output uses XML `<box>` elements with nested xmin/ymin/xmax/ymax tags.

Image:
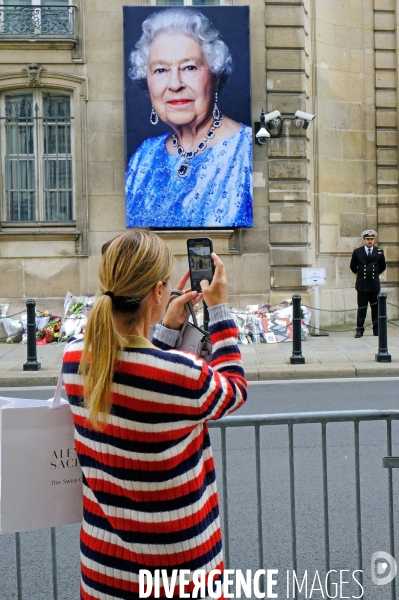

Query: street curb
<box><xmin>355</xmin><ymin>364</ymin><xmax>399</xmax><ymax>377</ymax></box>
<box><xmin>244</xmin><ymin>364</ymin><xmax>399</xmax><ymax>380</ymax></box>
<box><xmin>244</xmin><ymin>366</ymin><xmax>357</xmax><ymax>381</ymax></box>
<box><xmin>0</xmin><ymin>373</ymin><xmax>60</xmax><ymax>387</ymax></box>
<box><xmin>2</xmin><ymin>364</ymin><xmax>399</xmax><ymax>386</ymax></box>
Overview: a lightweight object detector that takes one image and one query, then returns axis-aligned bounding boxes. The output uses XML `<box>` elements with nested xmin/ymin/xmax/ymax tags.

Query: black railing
<box><xmin>0</xmin><ymin>5</ymin><xmax>76</xmax><ymax>39</ymax></box>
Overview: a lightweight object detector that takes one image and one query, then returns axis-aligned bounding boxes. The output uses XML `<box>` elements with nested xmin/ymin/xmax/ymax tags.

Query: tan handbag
<box><xmin>150</xmin><ymin>290</ymin><xmax>212</xmax><ymax>363</ymax></box>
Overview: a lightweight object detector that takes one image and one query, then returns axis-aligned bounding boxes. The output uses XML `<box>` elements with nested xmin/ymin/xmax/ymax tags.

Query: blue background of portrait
<box><xmin>123</xmin><ymin>6</ymin><xmax>252</xmax><ymax>161</ymax></box>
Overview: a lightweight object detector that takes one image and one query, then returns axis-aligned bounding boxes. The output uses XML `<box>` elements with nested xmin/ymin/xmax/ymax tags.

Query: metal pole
<box><xmin>315</xmin><ymin>284</ymin><xmax>320</xmax><ymax>335</ymax></box>
<box><xmin>321</xmin><ymin>423</ymin><xmax>331</xmax><ymax>598</ymax></box>
<box><xmin>254</xmin><ymin>425</ymin><xmax>264</xmax><ymax>594</ymax></box>
<box><xmin>23</xmin><ymin>299</ymin><xmax>41</xmax><ymax>371</ymax></box>
<box><xmin>386</xmin><ymin>420</ymin><xmax>397</xmax><ymax>600</ymax></box>
<box><xmin>288</xmin><ymin>424</ymin><xmax>298</xmax><ymax>573</ymax></box>
<box><xmin>51</xmin><ymin>527</ymin><xmax>59</xmax><ymax>600</ymax></box>
<box><xmin>376</xmin><ymin>292</ymin><xmax>391</xmax><ymax>363</ymax></box>
<box><xmin>354</xmin><ymin>421</ymin><xmax>364</xmax><ymax>591</ymax></box>
<box><xmin>311</xmin><ymin>284</ymin><xmax>328</xmax><ymax>337</ymax></box>
<box><xmin>15</xmin><ymin>532</ymin><xmax>23</xmax><ymax>600</ymax></box>
<box><xmin>203</xmin><ymin>301</ymin><xmax>209</xmax><ymax>332</ymax></box>
<box><xmin>290</xmin><ymin>294</ymin><xmax>305</xmax><ymax>364</ymax></box>
<box><xmin>221</xmin><ymin>427</ymin><xmax>230</xmax><ymax>568</ymax></box>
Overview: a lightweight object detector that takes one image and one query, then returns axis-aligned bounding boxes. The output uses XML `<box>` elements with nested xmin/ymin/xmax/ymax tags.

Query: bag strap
<box><xmin>169</xmin><ymin>289</ymin><xmax>199</xmax><ymax>327</ymax></box>
<box><xmin>50</xmin><ymin>369</ymin><xmax>64</xmax><ymax>410</ymax></box>
<box><xmin>169</xmin><ymin>289</ymin><xmax>211</xmax><ymax>349</ymax></box>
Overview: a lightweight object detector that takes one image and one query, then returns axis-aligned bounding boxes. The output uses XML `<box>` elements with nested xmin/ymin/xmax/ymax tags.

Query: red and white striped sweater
<box><xmin>62</xmin><ymin>306</ymin><xmax>247</xmax><ymax>600</ymax></box>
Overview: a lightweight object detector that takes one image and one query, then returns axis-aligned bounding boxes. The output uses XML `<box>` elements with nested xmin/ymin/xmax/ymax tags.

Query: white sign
<box><xmin>301</xmin><ymin>268</ymin><xmax>326</xmax><ymax>286</ymax></box>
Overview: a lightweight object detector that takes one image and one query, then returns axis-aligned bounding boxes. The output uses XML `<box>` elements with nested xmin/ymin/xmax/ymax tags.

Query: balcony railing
<box><xmin>0</xmin><ymin>5</ymin><xmax>76</xmax><ymax>39</ymax></box>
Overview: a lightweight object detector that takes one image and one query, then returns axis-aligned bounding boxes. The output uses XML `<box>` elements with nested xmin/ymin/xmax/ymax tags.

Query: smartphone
<box><xmin>187</xmin><ymin>238</ymin><xmax>215</xmax><ymax>293</ymax></box>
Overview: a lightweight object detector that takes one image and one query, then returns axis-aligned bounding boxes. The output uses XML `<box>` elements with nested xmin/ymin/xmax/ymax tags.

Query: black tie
<box><xmin>368</xmin><ymin>248</ymin><xmax>371</xmax><ymax>256</ymax></box>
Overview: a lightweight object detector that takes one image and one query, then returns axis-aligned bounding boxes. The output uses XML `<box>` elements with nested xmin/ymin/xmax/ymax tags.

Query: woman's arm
<box><xmin>153</xmin><ymin>253</ymin><xmax>247</xmax><ymax>418</ymax></box>
<box><xmin>192</xmin><ymin>303</ymin><xmax>247</xmax><ymax>421</ymax></box>
<box><xmin>151</xmin><ymin>323</ymin><xmax>180</xmax><ymax>350</ymax></box>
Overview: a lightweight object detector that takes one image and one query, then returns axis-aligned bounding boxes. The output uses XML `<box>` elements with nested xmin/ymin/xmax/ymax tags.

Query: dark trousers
<box><xmin>357</xmin><ymin>291</ymin><xmax>379</xmax><ymax>334</ymax></box>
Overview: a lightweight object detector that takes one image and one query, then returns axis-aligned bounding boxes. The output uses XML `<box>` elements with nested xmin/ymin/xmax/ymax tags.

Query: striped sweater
<box><xmin>62</xmin><ymin>305</ymin><xmax>247</xmax><ymax>600</ymax></box>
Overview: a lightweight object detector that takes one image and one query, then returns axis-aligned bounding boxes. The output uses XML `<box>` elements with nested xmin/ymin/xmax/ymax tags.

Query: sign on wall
<box><xmin>123</xmin><ymin>6</ymin><xmax>253</xmax><ymax>229</ymax></box>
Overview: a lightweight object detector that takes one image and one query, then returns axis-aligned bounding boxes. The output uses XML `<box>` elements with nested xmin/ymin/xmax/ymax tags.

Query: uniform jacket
<box><xmin>350</xmin><ymin>245</ymin><xmax>386</xmax><ymax>292</ymax></box>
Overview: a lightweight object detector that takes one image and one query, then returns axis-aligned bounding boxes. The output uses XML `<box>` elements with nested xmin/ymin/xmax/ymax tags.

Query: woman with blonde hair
<box><xmin>62</xmin><ymin>228</ymin><xmax>247</xmax><ymax>600</ymax></box>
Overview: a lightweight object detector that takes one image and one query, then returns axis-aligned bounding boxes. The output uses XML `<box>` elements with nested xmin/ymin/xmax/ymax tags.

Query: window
<box><xmin>2</xmin><ymin>90</ymin><xmax>73</xmax><ymax>223</ymax></box>
<box><xmin>0</xmin><ymin>0</ymin><xmax>75</xmax><ymax>39</ymax></box>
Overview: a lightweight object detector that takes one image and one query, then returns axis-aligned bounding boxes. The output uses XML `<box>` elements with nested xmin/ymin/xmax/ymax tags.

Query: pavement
<box><xmin>1</xmin><ymin>325</ymin><xmax>399</xmax><ymax>386</ymax></box>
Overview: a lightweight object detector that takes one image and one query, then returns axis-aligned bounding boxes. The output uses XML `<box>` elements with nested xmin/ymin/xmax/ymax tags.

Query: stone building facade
<box><xmin>0</xmin><ymin>0</ymin><xmax>398</xmax><ymax>325</ymax></box>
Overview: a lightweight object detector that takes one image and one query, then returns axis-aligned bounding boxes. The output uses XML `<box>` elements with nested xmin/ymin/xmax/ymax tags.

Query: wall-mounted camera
<box><xmin>254</xmin><ymin>108</ymin><xmax>274</xmax><ymax>145</ymax></box>
<box><xmin>263</xmin><ymin>110</ymin><xmax>282</xmax><ymax>130</ymax></box>
<box><xmin>295</xmin><ymin>110</ymin><xmax>316</xmax><ymax>129</ymax></box>
<box><xmin>254</xmin><ymin>108</ymin><xmax>315</xmax><ymax>143</ymax></box>
<box><xmin>255</xmin><ymin>126</ymin><xmax>271</xmax><ymax>145</ymax></box>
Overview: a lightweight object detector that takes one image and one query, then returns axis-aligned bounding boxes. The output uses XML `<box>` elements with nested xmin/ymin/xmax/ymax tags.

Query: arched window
<box><xmin>2</xmin><ymin>89</ymin><xmax>73</xmax><ymax>222</ymax></box>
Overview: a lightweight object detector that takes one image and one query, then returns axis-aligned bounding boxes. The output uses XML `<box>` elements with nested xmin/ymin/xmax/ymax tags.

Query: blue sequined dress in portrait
<box><xmin>125</xmin><ymin>125</ymin><xmax>253</xmax><ymax>228</ymax></box>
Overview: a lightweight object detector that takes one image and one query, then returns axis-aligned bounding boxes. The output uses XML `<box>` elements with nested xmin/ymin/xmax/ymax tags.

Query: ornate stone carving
<box><xmin>22</xmin><ymin>63</ymin><xmax>45</xmax><ymax>87</ymax></box>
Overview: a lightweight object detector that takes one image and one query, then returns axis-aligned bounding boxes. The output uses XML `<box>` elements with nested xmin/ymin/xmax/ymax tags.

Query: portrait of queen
<box><xmin>124</xmin><ymin>7</ymin><xmax>253</xmax><ymax>229</ymax></box>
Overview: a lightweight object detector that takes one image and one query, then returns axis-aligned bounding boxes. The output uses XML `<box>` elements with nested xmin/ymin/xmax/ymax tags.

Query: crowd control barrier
<box><xmin>5</xmin><ymin>408</ymin><xmax>399</xmax><ymax>599</ymax></box>
<box><xmin>208</xmin><ymin>409</ymin><xmax>399</xmax><ymax>599</ymax></box>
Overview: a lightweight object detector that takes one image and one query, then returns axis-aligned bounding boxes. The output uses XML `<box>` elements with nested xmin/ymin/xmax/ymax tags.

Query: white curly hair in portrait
<box><xmin>128</xmin><ymin>8</ymin><xmax>233</xmax><ymax>84</ymax></box>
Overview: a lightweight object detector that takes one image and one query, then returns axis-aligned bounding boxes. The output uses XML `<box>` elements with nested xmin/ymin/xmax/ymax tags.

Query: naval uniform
<box><xmin>350</xmin><ymin>245</ymin><xmax>386</xmax><ymax>335</ymax></box>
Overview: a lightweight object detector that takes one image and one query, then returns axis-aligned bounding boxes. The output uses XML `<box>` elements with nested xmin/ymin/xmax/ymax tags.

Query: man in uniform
<box><xmin>350</xmin><ymin>230</ymin><xmax>386</xmax><ymax>338</ymax></box>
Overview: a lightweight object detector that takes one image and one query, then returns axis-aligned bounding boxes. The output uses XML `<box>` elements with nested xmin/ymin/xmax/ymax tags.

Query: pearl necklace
<box><xmin>172</xmin><ymin>112</ymin><xmax>223</xmax><ymax>179</ymax></box>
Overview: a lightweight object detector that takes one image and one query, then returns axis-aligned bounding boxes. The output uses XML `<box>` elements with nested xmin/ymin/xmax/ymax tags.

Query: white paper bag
<box><xmin>0</xmin><ymin>373</ymin><xmax>83</xmax><ymax>534</ymax></box>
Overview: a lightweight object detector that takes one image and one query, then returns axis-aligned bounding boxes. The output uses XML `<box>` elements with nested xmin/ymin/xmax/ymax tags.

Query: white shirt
<box><xmin>364</xmin><ymin>245</ymin><xmax>373</xmax><ymax>255</ymax></box>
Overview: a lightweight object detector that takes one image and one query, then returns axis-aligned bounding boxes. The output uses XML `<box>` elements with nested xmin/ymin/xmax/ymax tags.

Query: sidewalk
<box><xmin>1</xmin><ymin>327</ymin><xmax>399</xmax><ymax>386</ymax></box>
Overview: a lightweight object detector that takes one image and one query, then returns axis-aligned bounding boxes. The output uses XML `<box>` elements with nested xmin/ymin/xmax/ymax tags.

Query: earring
<box><xmin>150</xmin><ymin>106</ymin><xmax>159</xmax><ymax>125</ymax></box>
<box><xmin>212</xmin><ymin>92</ymin><xmax>222</xmax><ymax>120</ymax></box>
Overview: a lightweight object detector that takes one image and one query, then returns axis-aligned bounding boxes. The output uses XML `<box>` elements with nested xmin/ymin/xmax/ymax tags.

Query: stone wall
<box><xmin>312</xmin><ymin>0</ymin><xmax>399</xmax><ymax>325</ymax></box>
<box><xmin>0</xmin><ymin>0</ymin><xmax>398</xmax><ymax>325</ymax></box>
<box><xmin>0</xmin><ymin>0</ymin><xmax>272</xmax><ymax>315</ymax></box>
<box><xmin>265</xmin><ymin>0</ymin><xmax>311</xmax><ymax>305</ymax></box>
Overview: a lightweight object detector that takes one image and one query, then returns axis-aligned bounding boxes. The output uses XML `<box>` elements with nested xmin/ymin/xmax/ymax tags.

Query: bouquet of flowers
<box><xmin>58</xmin><ymin>292</ymin><xmax>95</xmax><ymax>342</ymax></box>
<box><xmin>36</xmin><ymin>318</ymin><xmax>62</xmax><ymax>345</ymax></box>
<box><xmin>230</xmin><ymin>310</ymin><xmax>267</xmax><ymax>344</ymax></box>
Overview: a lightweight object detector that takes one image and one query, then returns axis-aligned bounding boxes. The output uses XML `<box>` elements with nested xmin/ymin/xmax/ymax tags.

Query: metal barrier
<box><xmin>8</xmin><ymin>409</ymin><xmax>399</xmax><ymax>599</ymax></box>
<box><xmin>208</xmin><ymin>409</ymin><xmax>399</xmax><ymax>599</ymax></box>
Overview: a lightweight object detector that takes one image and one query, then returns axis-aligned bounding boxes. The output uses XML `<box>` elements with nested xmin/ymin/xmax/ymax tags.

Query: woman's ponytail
<box><xmin>79</xmin><ymin>229</ymin><xmax>173</xmax><ymax>429</ymax></box>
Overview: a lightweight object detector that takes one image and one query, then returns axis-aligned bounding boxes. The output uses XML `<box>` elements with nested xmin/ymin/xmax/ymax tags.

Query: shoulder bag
<box><xmin>150</xmin><ymin>290</ymin><xmax>212</xmax><ymax>363</ymax></box>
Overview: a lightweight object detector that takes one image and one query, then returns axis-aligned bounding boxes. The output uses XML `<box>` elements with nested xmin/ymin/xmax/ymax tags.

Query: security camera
<box><xmin>263</xmin><ymin>110</ymin><xmax>282</xmax><ymax>123</ymax></box>
<box><xmin>295</xmin><ymin>110</ymin><xmax>315</xmax><ymax>122</ymax></box>
<box><xmin>255</xmin><ymin>127</ymin><xmax>271</xmax><ymax>145</ymax></box>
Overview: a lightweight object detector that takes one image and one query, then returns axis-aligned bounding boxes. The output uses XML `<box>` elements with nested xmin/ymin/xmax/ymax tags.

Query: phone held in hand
<box><xmin>187</xmin><ymin>238</ymin><xmax>215</xmax><ymax>293</ymax></box>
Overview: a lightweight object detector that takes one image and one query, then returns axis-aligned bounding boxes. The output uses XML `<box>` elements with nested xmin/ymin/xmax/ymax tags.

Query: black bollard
<box><xmin>290</xmin><ymin>294</ymin><xmax>305</xmax><ymax>365</ymax></box>
<box><xmin>23</xmin><ymin>299</ymin><xmax>41</xmax><ymax>371</ymax></box>
<box><xmin>376</xmin><ymin>292</ymin><xmax>391</xmax><ymax>363</ymax></box>
<box><xmin>203</xmin><ymin>301</ymin><xmax>209</xmax><ymax>332</ymax></box>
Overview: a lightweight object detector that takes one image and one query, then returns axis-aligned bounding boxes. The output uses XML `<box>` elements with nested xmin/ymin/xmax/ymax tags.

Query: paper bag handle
<box><xmin>50</xmin><ymin>370</ymin><xmax>64</xmax><ymax>409</ymax></box>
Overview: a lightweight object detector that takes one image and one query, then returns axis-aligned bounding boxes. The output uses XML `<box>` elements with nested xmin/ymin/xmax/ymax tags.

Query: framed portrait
<box><xmin>123</xmin><ymin>6</ymin><xmax>253</xmax><ymax>229</ymax></box>
<box><xmin>265</xmin><ymin>332</ymin><xmax>277</xmax><ymax>344</ymax></box>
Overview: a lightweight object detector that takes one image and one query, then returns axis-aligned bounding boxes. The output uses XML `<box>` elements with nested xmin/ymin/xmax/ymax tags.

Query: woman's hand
<box><xmin>200</xmin><ymin>253</ymin><xmax>227</xmax><ymax>307</ymax></box>
<box><xmin>162</xmin><ymin>270</ymin><xmax>203</xmax><ymax>330</ymax></box>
